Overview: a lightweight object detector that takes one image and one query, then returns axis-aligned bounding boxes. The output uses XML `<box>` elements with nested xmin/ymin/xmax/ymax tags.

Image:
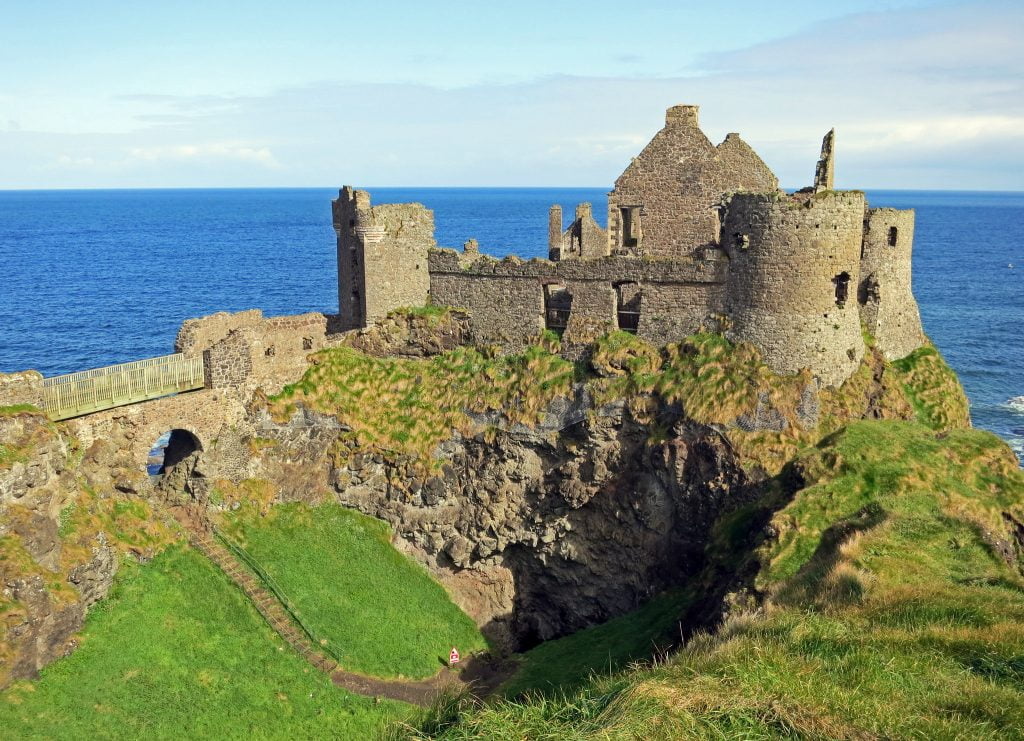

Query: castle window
<box><xmin>887</xmin><ymin>226</ymin><xmax>898</xmax><ymax>247</ymax></box>
<box><xmin>614</xmin><ymin>282</ymin><xmax>641</xmax><ymax>334</ymax></box>
<box><xmin>619</xmin><ymin>206</ymin><xmax>640</xmax><ymax>249</ymax></box>
<box><xmin>543</xmin><ymin>283</ymin><xmax>572</xmax><ymax>337</ymax></box>
<box><xmin>833</xmin><ymin>272</ymin><xmax>851</xmax><ymax>307</ymax></box>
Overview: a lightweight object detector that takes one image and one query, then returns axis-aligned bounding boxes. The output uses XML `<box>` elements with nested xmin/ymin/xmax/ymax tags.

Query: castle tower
<box><xmin>723</xmin><ymin>191</ymin><xmax>867</xmax><ymax>387</ymax></box>
<box><xmin>332</xmin><ymin>187</ymin><xmax>433</xmax><ymax>330</ymax></box>
<box><xmin>859</xmin><ymin>208</ymin><xmax>926</xmax><ymax>359</ymax></box>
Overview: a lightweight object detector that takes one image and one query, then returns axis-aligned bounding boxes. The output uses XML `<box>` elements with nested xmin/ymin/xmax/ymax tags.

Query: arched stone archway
<box><xmin>147</xmin><ymin>428</ymin><xmax>203</xmax><ymax>477</ymax></box>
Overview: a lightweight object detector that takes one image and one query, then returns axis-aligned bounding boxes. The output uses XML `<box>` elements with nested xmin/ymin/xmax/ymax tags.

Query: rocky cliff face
<box><xmin>0</xmin><ymin>410</ymin><xmax>173</xmax><ymax>687</ymax></box>
<box><xmin>0</xmin><ymin>315</ymin><xmax>973</xmax><ymax>682</ymax></box>
<box><xmin>240</xmin><ymin>391</ymin><xmax>752</xmax><ymax>650</ymax></box>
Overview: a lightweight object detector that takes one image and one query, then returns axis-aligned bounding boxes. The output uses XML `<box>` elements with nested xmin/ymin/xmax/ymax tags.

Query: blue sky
<box><xmin>1</xmin><ymin>0</ymin><xmax>1021</xmax><ymax>189</ymax></box>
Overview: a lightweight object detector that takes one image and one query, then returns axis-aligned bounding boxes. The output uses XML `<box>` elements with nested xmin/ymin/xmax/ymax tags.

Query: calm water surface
<box><xmin>0</xmin><ymin>187</ymin><xmax>1021</xmax><ymax>459</ymax></box>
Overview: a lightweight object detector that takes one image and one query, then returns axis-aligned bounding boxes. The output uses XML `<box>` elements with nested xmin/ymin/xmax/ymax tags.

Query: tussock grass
<box><xmin>0</xmin><ymin>546</ymin><xmax>407</xmax><ymax>738</ymax></box>
<box><xmin>890</xmin><ymin>343</ymin><xmax>971</xmax><ymax>430</ymax></box>
<box><xmin>499</xmin><ymin>588</ymin><xmax>694</xmax><ymax>698</ymax></box>
<box><xmin>0</xmin><ymin>404</ymin><xmax>42</xmax><ymax>417</ymax></box>
<box><xmin>220</xmin><ymin>502</ymin><xmax>487</xmax><ymax>680</ymax></box>
<box><xmin>269</xmin><ymin>344</ymin><xmax>575</xmax><ymax>473</ymax></box>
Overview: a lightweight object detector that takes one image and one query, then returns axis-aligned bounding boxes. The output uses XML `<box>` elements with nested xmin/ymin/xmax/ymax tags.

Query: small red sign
<box><xmin>449</xmin><ymin>647</ymin><xmax>460</xmax><ymax>665</ymax></box>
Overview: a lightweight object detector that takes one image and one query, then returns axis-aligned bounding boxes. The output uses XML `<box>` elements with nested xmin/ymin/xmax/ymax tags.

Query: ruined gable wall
<box><xmin>860</xmin><ymin>208</ymin><xmax>925</xmax><ymax>360</ymax></box>
<box><xmin>607</xmin><ymin>107</ymin><xmax>780</xmax><ymax>259</ymax></box>
<box><xmin>559</xmin><ymin>203</ymin><xmax>609</xmax><ymax>260</ymax></box>
<box><xmin>608</xmin><ymin>109</ymin><xmax>720</xmax><ymax>259</ymax></box>
<box><xmin>715</xmin><ymin>133</ymin><xmax>779</xmax><ymax>194</ymax></box>
<box><xmin>723</xmin><ymin>191</ymin><xmax>866</xmax><ymax>387</ymax></box>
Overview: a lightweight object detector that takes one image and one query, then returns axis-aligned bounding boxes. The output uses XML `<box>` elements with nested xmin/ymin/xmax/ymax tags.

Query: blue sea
<box><xmin>0</xmin><ymin>188</ymin><xmax>1021</xmax><ymax>460</ymax></box>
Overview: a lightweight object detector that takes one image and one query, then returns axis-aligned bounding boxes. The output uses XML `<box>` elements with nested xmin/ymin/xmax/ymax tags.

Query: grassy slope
<box><xmin>221</xmin><ymin>503</ymin><xmax>487</xmax><ymax>680</ymax></box>
<box><xmin>499</xmin><ymin>589</ymin><xmax>695</xmax><ymax>699</ymax></box>
<box><xmin>0</xmin><ymin>546</ymin><xmax>406</xmax><ymax>740</ymax></box>
<box><xmin>406</xmin><ymin>422</ymin><xmax>1024</xmax><ymax>739</ymax></box>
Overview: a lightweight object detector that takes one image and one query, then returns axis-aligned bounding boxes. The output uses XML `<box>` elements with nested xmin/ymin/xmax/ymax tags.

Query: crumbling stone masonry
<box><xmin>335</xmin><ymin>104</ymin><xmax>926</xmax><ymax>387</ymax></box>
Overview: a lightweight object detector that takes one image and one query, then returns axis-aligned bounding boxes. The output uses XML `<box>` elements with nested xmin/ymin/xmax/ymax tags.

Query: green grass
<box><xmin>500</xmin><ymin>588</ymin><xmax>695</xmax><ymax>698</ymax></box>
<box><xmin>0</xmin><ymin>404</ymin><xmax>41</xmax><ymax>417</ymax></box>
<box><xmin>269</xmin><ymin>344</ymin><xmax>575</xmax><ymax>473</ymax></box>
<box><xmin>402</xmin><ymin>422</ymin><xmax>1024</xmax><ymax>739</ymax></box>
<box><xmin>220</xmin><ymin>503</ymin><xmax>487</xmax><ymax>680</ymax></box>
<box><xmin>0</xmin><ymin>546</ymin><xmax>407</xmax><ymax>739</ymax></box>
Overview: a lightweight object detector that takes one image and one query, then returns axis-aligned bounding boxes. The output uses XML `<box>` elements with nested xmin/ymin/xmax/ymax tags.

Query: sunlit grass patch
<box><xmin>219</xmin><ymin>502</ymin><xmax>487</xmax><ymax>680</ymax></box>
<box><xmin>0</xmin><ymin>546</ymin><xmax>407</xmax><ymax>738</ymax></box>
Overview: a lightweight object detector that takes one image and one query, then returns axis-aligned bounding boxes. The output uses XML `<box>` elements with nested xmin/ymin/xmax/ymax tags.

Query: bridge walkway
<box><xmin>41</xmin><ymin>353</ymin><xmax>205</xmax><ymax>421</ymax></box>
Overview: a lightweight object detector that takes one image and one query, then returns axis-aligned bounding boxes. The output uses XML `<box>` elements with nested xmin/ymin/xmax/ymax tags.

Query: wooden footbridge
<box><xmin>40</xmin><ymin>353</ymin><xmax>206</xmax><ymax>421</ymax></box>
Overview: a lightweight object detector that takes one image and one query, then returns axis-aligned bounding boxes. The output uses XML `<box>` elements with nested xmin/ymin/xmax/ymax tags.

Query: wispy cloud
<box><xmin>127</xmin><ymin>142</ymin><xmax>279</xmax><ymax>167</ymax></box>
<box><xmin>2</xmin><ymin>0</ymin><xmax>1021</xmax><ymax>189</ymax></box>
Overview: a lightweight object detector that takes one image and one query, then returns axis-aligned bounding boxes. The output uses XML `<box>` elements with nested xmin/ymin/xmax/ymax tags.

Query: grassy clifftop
<box><xmin>271</xmin><ymin>326</ymin><xmax>971</xmax><ymax>479</ymax></box>
<box><xmin>402</xmin><ymin>421</ymin><xmax>1024</xmax><ymax>739</ymax></box>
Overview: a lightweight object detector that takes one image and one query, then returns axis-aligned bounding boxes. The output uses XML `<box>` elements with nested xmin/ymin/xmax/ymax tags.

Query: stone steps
<box><xmin>177</xmin><ymin>518</ymin><xmax>339</xmax><ymax>678</ymax></box>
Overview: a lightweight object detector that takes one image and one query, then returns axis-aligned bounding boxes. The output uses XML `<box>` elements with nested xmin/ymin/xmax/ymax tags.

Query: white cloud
<box><xmin>2</xmin><ymin>1</ymin><xmax>1021</xmax><ymax>189</ymax></box>
<box><xmin>844</xmin><ymin>115</ymin><xmax>1024</xmax><ymax>152</ymax></box>
<box><xmin>55</xmin><ymin>154</ymin><xmax>96</xmax><ymax>167</ymax></box>
<box><xmin>127</xmin><ymin>142</ymin><xmax>279</xmax><ymax>167</ymax></box>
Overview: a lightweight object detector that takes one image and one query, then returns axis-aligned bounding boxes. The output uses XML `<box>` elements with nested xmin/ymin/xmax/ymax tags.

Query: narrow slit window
<box><xmin>887</xmin><ymin>226</ymin><xmax>898</xmax><ymax>247</ymax></box>
<box><xmin>619</xmin><ymin>207</ymin><xmax>640</xmax><ymax>249</ymax></box>
<box><xmin>833</xmin><ymin>272</ymin><xmax>851</xmax><ymax>307</ymax></box>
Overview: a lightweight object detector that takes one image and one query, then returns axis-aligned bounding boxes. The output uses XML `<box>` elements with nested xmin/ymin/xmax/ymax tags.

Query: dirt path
<box><xmin>171</xmin><ymin>506</ymin><xmax>513</xmax><ymax>707</ymax></box>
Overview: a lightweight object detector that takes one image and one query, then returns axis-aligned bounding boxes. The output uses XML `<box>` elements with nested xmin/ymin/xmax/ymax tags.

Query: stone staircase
<box><xmin>188</xmin><ymin>530</ymin><xmax>341</xmax><ymax>676</ymax></box>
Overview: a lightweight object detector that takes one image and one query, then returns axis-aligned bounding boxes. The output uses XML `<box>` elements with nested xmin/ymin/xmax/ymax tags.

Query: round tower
<box><xmin>723</xmin><ymin>191</ymin><xmax>867</xmax><ymax>387</ymax></box>
<box><xmin>859</xmin><ymin>208</ymin><xmax>925</xmax><ymax>360</ymax></box>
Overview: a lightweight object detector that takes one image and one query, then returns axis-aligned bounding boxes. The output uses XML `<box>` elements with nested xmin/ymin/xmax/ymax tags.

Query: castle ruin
<box><xmin>333</xmin><ymin>105</ymin><xmax>926</xmax><ymax>387</ymax></box>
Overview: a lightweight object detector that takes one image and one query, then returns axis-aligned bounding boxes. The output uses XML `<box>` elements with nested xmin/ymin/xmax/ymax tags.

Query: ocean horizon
<box><xmin>1</xmin><ymin>186</ymin><xmax>1021</xmax><ymax>460</ymax></box>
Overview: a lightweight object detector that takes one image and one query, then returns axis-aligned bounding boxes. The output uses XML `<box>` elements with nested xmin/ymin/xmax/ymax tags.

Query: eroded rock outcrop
<box><xmin>0</xmin><ymin>410</ymin><xmax>173</xmax><ymax>687</ymax></box>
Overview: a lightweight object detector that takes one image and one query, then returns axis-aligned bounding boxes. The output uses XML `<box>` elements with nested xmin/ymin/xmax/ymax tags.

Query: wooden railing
<box><xmin>41</xmin><ymin>353</ymin><xmax>205</xmax><ymax>421</ymax></box>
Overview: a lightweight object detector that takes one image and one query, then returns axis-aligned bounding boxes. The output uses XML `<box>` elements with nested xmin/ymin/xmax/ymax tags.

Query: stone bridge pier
<box><xmin>62</xmin><ymin>388</ymin><xmax>251</xmax><ymax>487</ymax></box>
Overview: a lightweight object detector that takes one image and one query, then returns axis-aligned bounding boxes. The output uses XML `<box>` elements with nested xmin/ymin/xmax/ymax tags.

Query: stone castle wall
<box><xmin>428</xmin><ymin>248</ymin><xmax>728</xmax><ymax>351</ymax></box>
<box><xmin>0</xmin><ymin>371</ymin><xmax>44</xmax><ymax>409</ymax></box>
<box><xmin>723</xmin><ymin>191</ymin><xmax>867</xmax><ymax>388</ymax></box>
<box><xmin>174</xmin><ymin>309</ymin><xmax>265</xmax><ymax>357</ymax></box>
<box><xmin>198</xmin><ymin>311</ymin><xmax>329</xmax><ymax>393</ymax></box>
<box><xmin>860</xmin><ymin>208</ymin><xmax>926</xmax><ymax>360</ymax></box>
<box><xmin>339</xmin><ymin>104</ymin><xmax>926</xmax><ymax>387</ymax></box>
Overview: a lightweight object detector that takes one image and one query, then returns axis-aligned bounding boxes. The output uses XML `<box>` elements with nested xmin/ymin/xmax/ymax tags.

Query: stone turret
<box><xmin>859</xmin><ymin>208</ymin><xmax>925</xmax><ymax>359</ymax></box>
<box><xmin>332</xmin><ymin>187</ymin><xmax>433</xmax><ymax>330</ymax></box>
<box><xmin>723</xmin><ymin>190</ymin><xmax>867</xmax><ymax>387</ymax></box>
